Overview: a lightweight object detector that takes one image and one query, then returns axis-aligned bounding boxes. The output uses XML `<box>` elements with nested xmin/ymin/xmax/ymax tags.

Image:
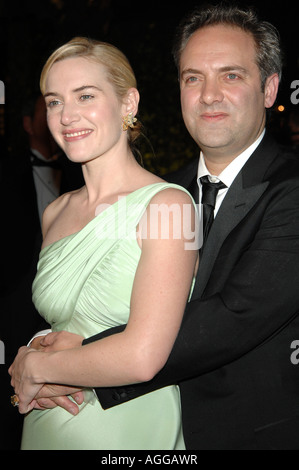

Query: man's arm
<box><xmin>85</xmin><ymin>176</ymin><xmax>299</xmax><ymax>408</ymax></box>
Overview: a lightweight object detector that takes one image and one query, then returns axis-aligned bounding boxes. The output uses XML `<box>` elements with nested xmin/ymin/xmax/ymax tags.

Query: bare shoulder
<box><xmin>41</xmin><ymin>193</ymin><xmax>69</xmax><ymax>237</ymax></box>
<box><xmin>41</xmin><ymin>188</ymin><xmax>81</xmax><ymax>239</ymax></box>
<box><xmin>137</xmin><ymin>186</ymin><xmax>197</xmax><ymax>246</ymax></box>
<box><xmin>148</xmin><ymin>186</ymin><xmax>194</xmax><ymax>207</ymax></box>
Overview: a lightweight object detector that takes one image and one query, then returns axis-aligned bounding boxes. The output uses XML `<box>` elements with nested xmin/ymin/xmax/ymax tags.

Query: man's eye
<box><xmin>227</xmin><ymin>73</ymin><xmax>238</xmax><ymax>80</ymax></box>
<box><xmin>186</xmin><ymin>76</ymin><xmax>198</xmax><ymax>83</ymax></box>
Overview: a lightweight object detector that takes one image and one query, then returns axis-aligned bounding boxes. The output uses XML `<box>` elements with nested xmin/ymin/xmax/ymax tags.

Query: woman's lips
<box><xmin>63</xmin><ymin>129</ymin><xmax>93</xmax><ymax>141</ymax></box>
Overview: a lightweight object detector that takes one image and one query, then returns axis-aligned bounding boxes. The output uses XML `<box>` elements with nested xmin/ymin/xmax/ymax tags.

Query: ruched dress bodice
<box><xmin>21</xmin><ymin>183</ymin><xmax>195</xmax><ymax>450</ymax></box>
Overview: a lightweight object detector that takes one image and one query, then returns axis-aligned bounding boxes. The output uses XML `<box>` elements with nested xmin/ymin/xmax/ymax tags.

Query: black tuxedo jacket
<box><xmin>83</xmin><ymin>133</ymin><xmax>299</xmax><ymax>449</ymax></box>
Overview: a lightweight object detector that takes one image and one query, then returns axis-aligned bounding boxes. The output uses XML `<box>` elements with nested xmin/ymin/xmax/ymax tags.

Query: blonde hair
<box><xmin>40</xmin><ymin>37</ymin><xmax>142</xmax><ymax>146</ymax></box>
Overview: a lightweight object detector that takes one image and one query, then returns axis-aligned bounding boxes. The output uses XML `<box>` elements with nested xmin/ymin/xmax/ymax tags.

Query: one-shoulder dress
<box><xmin>21</xmin><ymin>183</ymin><xmax>196</xmax><ymax>450</ymax></box>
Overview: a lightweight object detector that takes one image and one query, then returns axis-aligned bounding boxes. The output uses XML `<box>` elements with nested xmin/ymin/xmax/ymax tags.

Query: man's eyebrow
<box><xmin>217</xmin><ymin>66</ymin><xmax>248</xmax><ymax>74</ymax></box>
<box><xmin>44</xmin><ymin>85</ymin><xmax>101</xmax><ymax>98</ymax></box>
<box><xmin>180</xmin><ymin>68</ymin><xmax>202</xmax><ymax>79</ymax></box>
<box><xmin>181</xmin><ymin>65</ymin><xmax>248</xmax><ymax>78</ymax></box>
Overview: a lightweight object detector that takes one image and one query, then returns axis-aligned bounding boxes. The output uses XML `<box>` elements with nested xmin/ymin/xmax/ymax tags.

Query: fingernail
<box><xmin>74</xmin><ymin>393</ymin><xmax>83</xmax><ymax>404</ymax></box>
<box><xmin>71</xmin><ymin>406</ymin><xmax>79</xmax><ymax>416</ymax></box>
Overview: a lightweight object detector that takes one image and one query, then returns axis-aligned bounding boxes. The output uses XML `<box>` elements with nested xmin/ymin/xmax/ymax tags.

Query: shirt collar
<box><xmin>197</xmin><ymin>129</ymin><xmax>265</xmax><ymax>188</ymax></box>
<box><xmin>30</xmin><ymin>148</ymin><xmax>48</xmax><ymax>162</ymax></box>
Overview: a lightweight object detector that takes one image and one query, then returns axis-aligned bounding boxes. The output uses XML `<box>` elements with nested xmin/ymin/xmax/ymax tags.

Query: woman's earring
<box><xmin>122</xmin><ymin>112</ymin><xmax>137</xmax><ymax>131</ymax></box>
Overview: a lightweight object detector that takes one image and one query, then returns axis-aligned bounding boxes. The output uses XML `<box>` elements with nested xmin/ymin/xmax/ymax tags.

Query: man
<box><xmin>16</xmin><ymin>4</ymin><xmax>299</xmax><ymax>449</ymax></box>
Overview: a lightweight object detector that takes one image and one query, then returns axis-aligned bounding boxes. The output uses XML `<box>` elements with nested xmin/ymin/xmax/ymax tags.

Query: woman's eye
<box><xmin>80</xmin><ymin>94</ymin><xmax>94</xmax><ymax>101</ymax></box>
<box><xmin>47</xmin><ymin>100</ymin><xmax>61</xmax><ymax>107</ymax></box>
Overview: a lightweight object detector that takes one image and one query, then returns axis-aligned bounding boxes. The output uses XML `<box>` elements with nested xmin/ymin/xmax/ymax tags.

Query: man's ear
<box><xmin>264</xmin><ymin>73</ymin><xmax>279</xmax><ymax>109</ymax></box>
<box><xmin>23</xmin><ymin>115</ymin><xmax>34</xmax><ymax>135</ymax></box>
<box><xmin>123</xmin><ymin>88</ymin><xmax>140</xmax><ymax>116</ymax></box>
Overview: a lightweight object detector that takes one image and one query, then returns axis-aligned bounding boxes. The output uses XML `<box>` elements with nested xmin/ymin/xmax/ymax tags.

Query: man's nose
<box><xmin>199</xmin><ymin>78</ymin><xmax>224</xmax><ymax>105</ymax></box>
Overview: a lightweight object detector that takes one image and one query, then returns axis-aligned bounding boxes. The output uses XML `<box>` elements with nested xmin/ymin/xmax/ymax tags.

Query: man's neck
<box><xmin>202</xmin><ymin>130</ymin><xmax>266</xmax><ymax>176</ymax></box>
<box><xmin>203</xmin><ymin>156</ymin><xmax>233</xmax><ymax>176</ymax></box>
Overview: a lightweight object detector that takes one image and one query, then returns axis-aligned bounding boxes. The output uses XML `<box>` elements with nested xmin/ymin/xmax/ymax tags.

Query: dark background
<box><xmin>0</xmin><ymin>0</ymin><xmax>298</xmax><ymax>451</ymax></box>
<box><xmin>0</xmin><ymin>0</ymin><xmax>298</xmax><ymax>174</ymax></box>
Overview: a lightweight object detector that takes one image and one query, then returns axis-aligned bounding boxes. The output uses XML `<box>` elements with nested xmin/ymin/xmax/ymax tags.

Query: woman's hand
<box><xmin>9</xmin><ymin>331</ymin><xmax>85</xmax><ymax>414</ymax></box>
<box><xmin>9</xmin><ymin>346</ymin><xmax>45</xmax><ymax>414</ymax></box>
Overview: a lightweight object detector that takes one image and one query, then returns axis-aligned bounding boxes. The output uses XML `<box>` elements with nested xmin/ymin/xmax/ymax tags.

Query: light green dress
<box><xmin>21</xmin><ymin>183</ymin><xmax>196</xmax><ymax>450</ymax></box>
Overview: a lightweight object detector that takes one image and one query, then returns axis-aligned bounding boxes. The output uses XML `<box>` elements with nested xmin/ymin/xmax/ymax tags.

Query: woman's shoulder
<box><xmin>146</xmin><ymin>183</ymin><xmax>195</xmax><ymax>207</ymax></box>
<box><xmin>41</xmin><ymin>187</ymin><xmax>83</xmax><ymax>238</ymax></box>
<box><xmin>135</xmin><ymin>169</ymin><xmax>193</xmax><ymax>204</ymax></box>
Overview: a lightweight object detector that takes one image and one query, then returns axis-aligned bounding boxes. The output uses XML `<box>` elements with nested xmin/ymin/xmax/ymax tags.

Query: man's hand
<box><xmin>30</xmin><ymin>336</ymin><xmax>47</xmax><ymax>350</ymax></box>
<box><xmin>35</xmin><ymin>384</ymin><xmax>84</xmax><ymax>416</ymax></box>
<box><xmin>39</xmin><ymin>331</ymin><xmax>84</xmax><ymax>352</ymax></box>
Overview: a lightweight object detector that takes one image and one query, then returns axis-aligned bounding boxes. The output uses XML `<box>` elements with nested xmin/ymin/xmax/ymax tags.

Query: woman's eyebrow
<box><xmin>44</xmin><ymin>85</ymin><xmax>101</xmax><ymax>98</ymax></box>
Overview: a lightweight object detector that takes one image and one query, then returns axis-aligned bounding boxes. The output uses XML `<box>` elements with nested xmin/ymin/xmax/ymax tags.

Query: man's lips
<box><xmin>63</xmin><ymin>129</ymin><xmax>93</xmax><ymax>141</ymax></box>
<box><xmin>200</xmin><ymin>112</ymin><xmax>228</xmax><ymax>122</ymax></box>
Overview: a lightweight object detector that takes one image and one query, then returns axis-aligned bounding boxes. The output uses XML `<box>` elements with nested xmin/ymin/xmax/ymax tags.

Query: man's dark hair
<box><xmin>172</xmin><ymin>2</ymin><xmax>282</xmax><ymax>89</ymax></box>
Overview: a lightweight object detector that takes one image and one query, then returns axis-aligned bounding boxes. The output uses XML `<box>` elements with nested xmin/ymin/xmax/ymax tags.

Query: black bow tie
<box><xmin>30</xmin><ymin>153</ymin><xmax>61</xmax><ymax>169</ymax></box>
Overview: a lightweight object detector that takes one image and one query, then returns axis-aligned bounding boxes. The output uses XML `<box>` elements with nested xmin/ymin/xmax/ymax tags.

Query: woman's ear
<box><xmin>123</xmin><ymin>88</ymin><xmax>140</xmax><ymax>116</ymax></box>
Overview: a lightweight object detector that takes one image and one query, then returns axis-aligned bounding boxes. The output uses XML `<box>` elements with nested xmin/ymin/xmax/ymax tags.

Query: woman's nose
<box><xmin>60</xmin><ymin>102</ymin><xmax>80</xmax><ymax>125</ymax></box>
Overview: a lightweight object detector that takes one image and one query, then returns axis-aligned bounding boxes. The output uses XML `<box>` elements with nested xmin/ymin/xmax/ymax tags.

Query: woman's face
<box><xmin>44</xmin><ymin>56</ymin><xmax>128</xmax><ymax>163</ymax></box>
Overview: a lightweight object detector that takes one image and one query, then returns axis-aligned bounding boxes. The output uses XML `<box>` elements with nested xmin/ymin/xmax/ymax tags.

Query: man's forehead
<box><xmin>180</xmin><ymin>25</ymin><xmax>256</xmax><ymax>69</ymax></box>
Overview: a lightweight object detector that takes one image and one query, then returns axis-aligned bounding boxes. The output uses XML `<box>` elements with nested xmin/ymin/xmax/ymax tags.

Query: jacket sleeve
<box><xmin>83</xmin><ymin>175</ymin><xmax>299</xmax><ymax>409</ymax></box>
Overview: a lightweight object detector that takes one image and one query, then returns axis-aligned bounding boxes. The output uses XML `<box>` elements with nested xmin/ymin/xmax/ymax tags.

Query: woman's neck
<box><xmin>81</xmin><ymin>150</ymin><xmax>141</xmax><ymax>206</ymax></box>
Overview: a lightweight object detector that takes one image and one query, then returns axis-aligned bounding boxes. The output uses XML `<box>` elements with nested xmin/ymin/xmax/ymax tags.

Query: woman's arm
<box><xmin>9</xmin><ymin>188</ymin><xmax>198</xmax><ymax>413</ymax></box>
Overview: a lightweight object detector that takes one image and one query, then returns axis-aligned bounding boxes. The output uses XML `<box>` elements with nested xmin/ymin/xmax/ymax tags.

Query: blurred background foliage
<box><xmin>0</xmin><ymin>0</ymin><xmax>298</xmax><ymax>175</ymax></box>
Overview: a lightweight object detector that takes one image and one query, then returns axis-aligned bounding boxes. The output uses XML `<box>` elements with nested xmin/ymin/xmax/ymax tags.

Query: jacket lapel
<box><xmin>192</xmin><ymin>174</ymin><xmax>269</xmax><ymax>298</ymax></box>
<box><xmin>191</xmin><ymin>133</ymin><xmax>278</xmax><ymax>299</ymax></box>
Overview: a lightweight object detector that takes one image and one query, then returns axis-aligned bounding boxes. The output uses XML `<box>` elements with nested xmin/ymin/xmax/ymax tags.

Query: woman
<box><xmin>10</xmin><ymin>37</ymin><xmax>198</xmax><ymax>450</ymax></box>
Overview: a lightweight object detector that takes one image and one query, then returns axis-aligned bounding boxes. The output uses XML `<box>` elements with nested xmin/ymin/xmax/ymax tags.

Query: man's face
<box><xmin>179</xmin><ymin>25</ymin><xmax>278</xmax><ymax>166</ymax></box>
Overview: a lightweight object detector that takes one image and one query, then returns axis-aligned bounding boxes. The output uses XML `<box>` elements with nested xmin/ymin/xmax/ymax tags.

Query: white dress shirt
<box><xmin>195</xmin><ymin>130</ymin><xmax>265</xmax><ymax>243</ymax></box>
